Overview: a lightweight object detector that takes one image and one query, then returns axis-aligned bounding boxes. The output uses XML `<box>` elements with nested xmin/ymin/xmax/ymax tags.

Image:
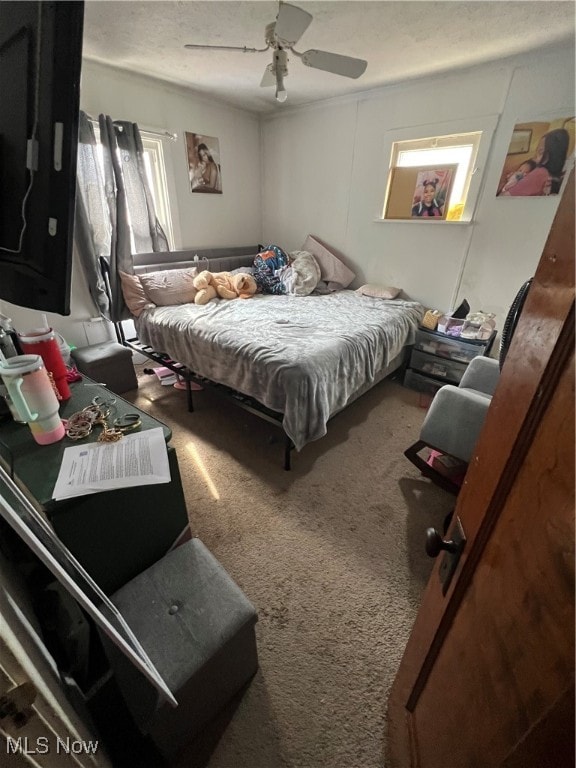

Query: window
<box><xmin>380</xmin><ymin>117</ymin><xmax>497</xmax><ymax>223</ymax></box>
<box><xmin>140</xmin><ymin>134</ymin><xmax>175</xmax><ymax>248</ymax></box>
<box><xmin>91</xmin><ymin>121</ymin><xmax>176</xmax><ymax>249</ymax></box>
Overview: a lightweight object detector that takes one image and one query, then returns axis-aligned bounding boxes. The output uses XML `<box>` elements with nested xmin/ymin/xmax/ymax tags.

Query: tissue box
<box><xmin>421</xmin><ymin>309</ymin><xmax>442</xmax><ymax>330</ymax></box>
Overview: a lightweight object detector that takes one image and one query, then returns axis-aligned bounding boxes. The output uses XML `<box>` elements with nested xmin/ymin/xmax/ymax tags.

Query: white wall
<box><xmin>80</xmin><ymin>61</ymin><xmax>262</xmax><ymax>251</ymax></box>
<box><xmin>261</xmin><ymin>44</ymin><xmax>575</xmax><ymax>325</ymax></box>
<box><xmin>1</xmin><ymin>61</ymin><xmax>263</xmax><ymax>348</ymax></box>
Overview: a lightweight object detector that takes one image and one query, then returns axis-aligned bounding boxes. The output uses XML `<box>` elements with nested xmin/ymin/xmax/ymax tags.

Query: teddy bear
<box><xmin>232</xmin><ymin>272</ymin><xmax>258</xmax><ymax>300</ymax></box>
<box><xmin>193</xmin><ymin>270</ymin><xmax>257</xmax><ymax>305</ymax></box>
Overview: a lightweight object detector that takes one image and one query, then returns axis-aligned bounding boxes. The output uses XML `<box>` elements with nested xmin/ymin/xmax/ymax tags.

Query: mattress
<box><xmin>136</xmin><ymin>290</ymin><xmax>424</xmax><ymax>450</ymax></box>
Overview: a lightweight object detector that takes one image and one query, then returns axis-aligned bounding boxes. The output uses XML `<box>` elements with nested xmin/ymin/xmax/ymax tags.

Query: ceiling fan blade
<box><xmin>260</xmin><ymin>64</ymin><xmax>276</xmax><ymax>87</ymax></box>
<box><xmin>274</xmin><ymin>2</ymin><xmax>313</xmax><ymax>47</ymax></box>
<box><xmin>300</xmin><ymin>49</ymin><xmax>367</xmax><ymax>79</ymax></box>
<box><xmin>184</xmin><ymin>44</ymin><xmax>261</xmax><ymax>53</ymax></box>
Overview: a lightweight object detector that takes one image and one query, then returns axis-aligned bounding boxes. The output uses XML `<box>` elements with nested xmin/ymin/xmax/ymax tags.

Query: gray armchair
<box><xmin>404</xmin><ymin>279</ymin><xmax>533</xmax><ymax>494</ymax></box>
<box><xmin>404</xmin><ymin>355</ymin><xmax>500</xmax><ymax>493</ymax></box>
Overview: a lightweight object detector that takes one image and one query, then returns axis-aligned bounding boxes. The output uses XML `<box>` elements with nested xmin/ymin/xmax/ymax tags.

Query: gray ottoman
<box><xmin>102</xmin><ymin>538</ymin><xmax>258</xmax><ymax>760</ymax></box>
<box><xmin>71</xmin><ymin>341</ymin><xmax>137</xmax><ymax>394</ymax></box>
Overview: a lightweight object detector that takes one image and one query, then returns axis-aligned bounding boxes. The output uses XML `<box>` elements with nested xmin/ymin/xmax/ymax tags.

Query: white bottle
<box><xmin>0</xmin><ymin>355</ymin><xmax>65</xmax><ymax>444</ymax></box>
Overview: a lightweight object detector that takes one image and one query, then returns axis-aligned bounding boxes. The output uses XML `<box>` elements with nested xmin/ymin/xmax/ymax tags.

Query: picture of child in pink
<box><xmin>412</xmin><ymin>179</ymin><xmax>443</xmax><ymax>217</ymax></box>
<box><xmin>499</xmin><ymin>159</ymin><xmax>537</xmax><ymax>194</ymax></box>
<box><xmin>497</xmin><ymin>125</ymin><xmax>572</xmax><ymax>196</ymax></box>
<box><xmin>410</xmin><ymin>167</ymin><xmax>454</xmax><ymax>219</ymax></box>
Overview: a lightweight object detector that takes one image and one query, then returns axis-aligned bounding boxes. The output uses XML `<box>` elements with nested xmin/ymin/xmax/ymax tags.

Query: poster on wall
<box><xmin>384</xmin><ymin>164</ymin><xmax>456</xmax><ymax>220</ymax></box>
<box><xmin>410</xmin><ymin>167</ymin><xmax>455</xmax><ymax>219</ymax></box>
<box><xmin>496</xmin><ymin>116</ymin><xmax>575</xmax><ymax>197</ymax></box>
<box><xmin>185</xmin><ymin>132</ymin><xmax>223</xmax><ymax>194</ymax></box>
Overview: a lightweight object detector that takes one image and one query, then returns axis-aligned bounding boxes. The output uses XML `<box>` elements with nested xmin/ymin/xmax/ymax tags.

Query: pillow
<box><xmin>139</xmin><ymin>267</ymin><xmax>198</xmax><ymax>306</ymax></box>
<box><xmin>301</xmin><ymin>235</ymin><xmax>355</xmax><ymax>291</ymax></box>
<box><xmin>230</xmin><ymin>266</ymin><xmax>254</xmax><ymax>275</ymax></box>
<box><xmin>281</xmin><ymin>251</ymin><xmax>321</xmax><ymax>296</ymax></box>
<box><xmin>355</xmin><ymin>283</ymin><xmax>401</xmax><ymax>300</ymax></box>
<box><xmin>118</xmin><ymin>271</ymin><xmax>155</xmax><ymax>317</ymax></box>
<box><xmin>313</xmin><ymin>280</ymin><xmax>332</xmax><ymax>295</ymax></box>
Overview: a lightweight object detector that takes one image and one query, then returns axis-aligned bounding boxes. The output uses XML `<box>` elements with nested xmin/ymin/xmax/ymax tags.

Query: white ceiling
<box><xmin>82</xmin><ymin>1</ymin><xmax>576</xmax><ymax>114</ymax></box>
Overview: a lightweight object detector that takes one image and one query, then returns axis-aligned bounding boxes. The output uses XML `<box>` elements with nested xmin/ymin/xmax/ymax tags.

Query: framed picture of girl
<box><xmin>410</xmin><ymin>166</ymin><xmax>456</xmax><ymax>219</ymax></box>
<box><xmin>384</xmin><ymin>164</ymin><xmax>456</xmax><ymax>220</ymax></box>
<box><xmin>185</xmin><ymin>132</ymin><xmax>223</xmax><ymax>194</ymax></box>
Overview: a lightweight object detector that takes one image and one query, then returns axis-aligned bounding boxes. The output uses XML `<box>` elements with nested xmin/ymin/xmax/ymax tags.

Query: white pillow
<box><xmin>301</xmin><ymin>235</ymin><xmax>355</xmax><ymax>290</ymax></box>
<box><xmin>139</xmin><ymin>267</ymin><xmax>198</xmax><ymax>305</ymax></box>
<box><xmin>282</xmin><ymin>251</ymin><xmax>321</xmax><ymax>296</ymax></box>
<box><xmin>355</xmin><ymin>283</ymin><xmax>401</xmax><ymax>299</ymax></box>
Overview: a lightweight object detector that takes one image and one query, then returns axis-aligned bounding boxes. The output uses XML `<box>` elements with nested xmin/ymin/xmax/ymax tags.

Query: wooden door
<box><xmin>387</xmin><ymin>170</ymin><xmax>575</xmax><ymax>768</ymax></box>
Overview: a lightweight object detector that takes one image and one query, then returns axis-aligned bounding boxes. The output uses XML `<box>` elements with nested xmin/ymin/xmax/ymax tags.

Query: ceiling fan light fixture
<box><xmin>275</xmin><ymin>70</ymin><xmax>288</xmax><ymax>102</ymax></box>
<box><xmin>274</xmin><ymin>50</ymin><xmax>288</xmax><ymax>102</ymax></box>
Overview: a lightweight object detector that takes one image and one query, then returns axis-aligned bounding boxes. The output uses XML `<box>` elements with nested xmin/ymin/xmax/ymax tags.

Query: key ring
<box><xmin>92</xmin><ymin>395</ymin><xmax>117</xmax><ymax>408</ymax></box>
<box><xmin>113</xmin><ymin>413</ymin><xmax>142</xmax><ymax>433</ymax></box>
<box><xmin>82</xmin><ymin>404</ymin><xmax>108</xmax><ymax>422</ymax></box>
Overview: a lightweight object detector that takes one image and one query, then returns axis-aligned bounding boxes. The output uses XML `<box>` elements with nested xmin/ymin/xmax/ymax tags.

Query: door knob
<box><xmin>425</xmin><ymin>527</ymin><xmax>459</xmax><ymax>557</ymax></box>
<box><xmin>425</xmin><ymin>518</ymin><xmax>467</xmax><ymax>595</ymax></box>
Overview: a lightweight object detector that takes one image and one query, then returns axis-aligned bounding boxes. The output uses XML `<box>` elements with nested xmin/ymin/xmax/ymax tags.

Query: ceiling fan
<box><xmin>184</xmin><ymin>1</ymin><xmax>368</xmax><ymax>103</ymax></box>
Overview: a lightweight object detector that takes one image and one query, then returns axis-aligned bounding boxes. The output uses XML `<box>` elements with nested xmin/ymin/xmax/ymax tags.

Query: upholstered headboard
<box><xmin>132</xmin><ymin>245</ymin><xmax>260</xmax><ymax>276</ymax></box>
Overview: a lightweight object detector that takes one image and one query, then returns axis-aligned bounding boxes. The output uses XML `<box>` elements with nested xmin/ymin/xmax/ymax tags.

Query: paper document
<box><xmin>52</xmin><ymin>427</ymin><xmax>171</xmax><ymax>501</ymax></box>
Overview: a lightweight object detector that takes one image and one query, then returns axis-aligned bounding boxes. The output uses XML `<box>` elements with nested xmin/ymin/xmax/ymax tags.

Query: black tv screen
<box><xmin>0</xmin><ymin>1</ymin><xmax>84</xmax><ymax>315</ymax></box>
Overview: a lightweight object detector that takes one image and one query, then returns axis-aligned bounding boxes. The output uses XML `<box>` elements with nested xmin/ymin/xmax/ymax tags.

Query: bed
<box><xmin>115</xmin><ymin>246</ymin><xmax>424</xmax><ymax>468</ymax></box>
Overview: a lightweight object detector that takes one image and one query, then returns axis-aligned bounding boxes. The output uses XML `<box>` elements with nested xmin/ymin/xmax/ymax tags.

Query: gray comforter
<box><xmin>136</xmin><ymin>291</ymin><xmax>424</xmax><ymax>450</ymax></box>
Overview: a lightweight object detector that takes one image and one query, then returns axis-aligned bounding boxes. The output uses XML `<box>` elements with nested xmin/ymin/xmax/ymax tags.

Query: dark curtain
<box><xmin>75</xmin><ymin>111</ymin><xmax>169</xmax><ymax>322</ymax></box>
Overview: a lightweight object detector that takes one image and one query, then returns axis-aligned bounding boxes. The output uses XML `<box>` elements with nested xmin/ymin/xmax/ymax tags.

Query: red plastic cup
<box><xmin>18</xmin><ymin>328</ymin><xmax>71</xmax><ymax>401</ymax></box>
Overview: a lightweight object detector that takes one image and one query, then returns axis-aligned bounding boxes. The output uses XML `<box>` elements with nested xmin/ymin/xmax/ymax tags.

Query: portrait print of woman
<box><xmin>186</xmin><ymin>132</ymin><xmax>223</xmax><ymax>194</ymax></box>
<box><xmin>496</xmin><ymin>117</ymin><xmax>574</xmax><ymax>197</ymax></box>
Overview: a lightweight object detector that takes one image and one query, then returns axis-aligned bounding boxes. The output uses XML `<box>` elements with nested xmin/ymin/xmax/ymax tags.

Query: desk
<box><xmin>0</xmin><ymin>378</ymin><xmax>189</xmax><ymax>594</ymax></box>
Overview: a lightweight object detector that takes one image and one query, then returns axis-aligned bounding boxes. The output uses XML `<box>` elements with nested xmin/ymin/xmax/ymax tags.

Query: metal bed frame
<box><xmin>104</xmin><ymin>246</ymin><xmax>408</xmax><ymax>470</ymax></box>
<box><xmin>114</xmin><ymin>328</ymin><xmax>295</xmax><ymax>470</ymax></box>
<box><xmin>103</xmin><ymin>247</ymin><xmax>296</xmax><ymax>470</ymax></box>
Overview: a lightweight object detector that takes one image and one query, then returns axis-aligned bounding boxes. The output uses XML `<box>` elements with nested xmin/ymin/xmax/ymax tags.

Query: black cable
<box><xmin>499</xmin><ymin>278</ymin><xmax>533</xmax><ymax>369</ymax></box>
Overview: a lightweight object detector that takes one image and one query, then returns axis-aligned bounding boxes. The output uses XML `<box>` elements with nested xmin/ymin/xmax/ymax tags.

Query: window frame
<box><xmin>140</xmin><ymin>134</ymin><xmax>176</xmax><ymax>249</ymax></box>
<box><xmin>89</xmin><ymin>120</ymin><xmax>180</xmax><ymax>249</ymax></box>
<box><xmin>378</xmin><ymin>115</ymin><xmax>498</xmax><ymax>223</ymax></box>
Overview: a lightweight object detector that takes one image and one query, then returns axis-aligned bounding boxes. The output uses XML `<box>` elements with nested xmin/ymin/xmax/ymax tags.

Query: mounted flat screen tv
<box><xmin>0</xmin><ymin>1</ymin><xmax>84</xmax><ymax>315</ymax></box>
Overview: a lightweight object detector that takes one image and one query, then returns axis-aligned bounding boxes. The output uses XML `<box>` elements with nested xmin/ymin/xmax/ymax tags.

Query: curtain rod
<box><xmin>84</xmin><ymin>112</ymin><xmax>178</xmax><ymax>141</ymax></box>
<box><xmin>141</xmin><ymin>128</ymin><xmax>178</xmax><ymax>142</ymax></box>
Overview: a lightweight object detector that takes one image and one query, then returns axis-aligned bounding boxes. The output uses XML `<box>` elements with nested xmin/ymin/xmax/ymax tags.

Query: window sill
<box><xmin>374</xmin><ymin>218</ymin><xmax>473</xmax><ymax>225</ymax></box>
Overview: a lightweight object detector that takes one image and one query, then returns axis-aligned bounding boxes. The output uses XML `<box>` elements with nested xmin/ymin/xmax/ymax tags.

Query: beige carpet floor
<box><xmin>126</xmin><ymin>365</ymin><xmax>453</xmax><ymax>768</ymax></box>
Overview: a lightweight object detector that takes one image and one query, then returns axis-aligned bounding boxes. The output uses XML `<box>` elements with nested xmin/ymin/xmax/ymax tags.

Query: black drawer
<box><xmin>404</xmin><ymin>369</ymin><xmax>446</xmax><ymax>396</ymax></box>
<box><xmin>409</xmin><ymin>349</ymin><xmax>468</xmax><ymax>384</ymax></box>
<box><xmin>414</xmin><ymin>330</ymin><xmax>489</xmax><ymax>364</ymax></box>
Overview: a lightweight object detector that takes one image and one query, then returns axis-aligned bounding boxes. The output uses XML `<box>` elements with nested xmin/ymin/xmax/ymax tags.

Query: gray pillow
<box><xmin>301</xmin><ymin>234</ymin><xmax>355</xmax><ymax>290</ymax></box>
<box><xmin>230</xmin><ymin>266</ymin><xmax>254</xmax><ymax>275</ymax></box>
<box><xmin>139</xmin><ymin>267</ymin><xmax>198</xmax><ymax>305</ymax></box>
